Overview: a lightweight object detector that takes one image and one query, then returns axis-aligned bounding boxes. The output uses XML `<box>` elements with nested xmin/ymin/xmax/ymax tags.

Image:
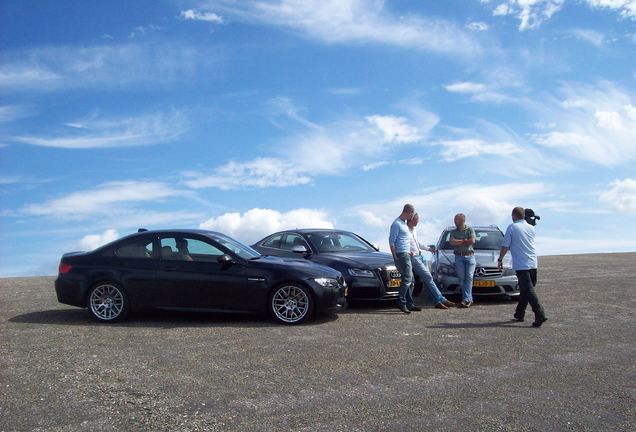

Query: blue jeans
<box><xmin>411</xmin><ymin>254</ymin><xmax>446</xmax><ymax>305</ymax></box>
<box><xmin>454</xmin><ymin>255</ymin><xmax>476</xmax><ymax>302</ymax></box>
<box><xmin>394</xmin><ymin>252</ymin><xmax>414</xmax><ymax>307</ymax></box>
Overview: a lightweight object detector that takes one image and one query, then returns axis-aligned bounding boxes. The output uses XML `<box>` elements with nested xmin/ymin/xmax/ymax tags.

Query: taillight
<box><xmin>59</xmin><ymin>262</ymin><xmax>72</xmax><ymax>274</ymax></box>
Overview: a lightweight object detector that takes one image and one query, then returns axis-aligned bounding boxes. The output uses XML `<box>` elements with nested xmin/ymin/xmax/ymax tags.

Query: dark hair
<box><xmin>403</xmin><ymin>203</ymin><xmax>415</xmax><ymax>213</ymax></box>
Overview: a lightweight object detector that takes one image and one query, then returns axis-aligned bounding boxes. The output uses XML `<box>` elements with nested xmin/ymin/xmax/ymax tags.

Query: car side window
<box><xmin>262</xmin><ymin>234</ymin><xmax>283</xmax><ymax>249</ymax></box>
<box><xmin>160</xmin><ymin>237</ymin><xmax>225</xmax><ymax>262</ymax></box>
<box><xmin>114</xmin><ymin>238</ymin><xmax>154</xmax><ymax>259</ymax></box>
<box><xmin>280</xmin><ymin>234</ymin><xmax>309</xmax><ymax>250</ymax></box>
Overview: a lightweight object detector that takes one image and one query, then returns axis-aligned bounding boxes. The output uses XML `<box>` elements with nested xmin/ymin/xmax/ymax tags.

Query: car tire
<box><xmin>269</xmin><ymin>283</ymin><xmax>314</xmax><ymax>325</ymax></box>
<box><xmin>87</xmin><ymin>282</ymin><xmax>129</xmax><ymax>323</ymax></box>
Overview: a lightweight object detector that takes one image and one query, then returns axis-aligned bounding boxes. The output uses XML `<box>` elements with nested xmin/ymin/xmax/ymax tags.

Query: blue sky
<box><xmin>1</xmin><ymin>0</ymin><xmax>635</xmax><ymax>276</ymax></box>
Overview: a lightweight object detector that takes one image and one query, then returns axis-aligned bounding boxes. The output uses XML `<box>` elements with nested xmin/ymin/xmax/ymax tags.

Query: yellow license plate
<box><xmin>473</xmin><ymin>280</ymin><xmax>496</xmax><ymax>287</ymax></box>
<box><xmin>389</xmin><ymin>278</ymin><xmax>401</xmax><ymax>288</ymax></box>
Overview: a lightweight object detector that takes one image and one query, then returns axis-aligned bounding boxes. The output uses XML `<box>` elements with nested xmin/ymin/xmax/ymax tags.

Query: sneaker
<box><xmin>443</xmin><ymin>300</ymin><xmax>456</xmax><ymax>307</ymax></box>
<box><xmin>408</xmin><ymin>305</ymin><xmax>422</xmax><ymax>312</ymax></box>
<box><xmin>434</xmin><ymin>303</ymin><xmax>449</xmax><ymax>309</ymax></box>
<box><xmin>513</xmin><ymin>313</ymin><xmax>524</xmax><ymax>322</ymax></box>
<box><xmin>459</xmin><ymin>300</ymin><xmax>472</xmax><ymax>308</ymax></box>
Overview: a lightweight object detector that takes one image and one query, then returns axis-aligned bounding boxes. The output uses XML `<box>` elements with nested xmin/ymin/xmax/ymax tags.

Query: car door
<box><xmin>259</xmin><ymin>233</ymin><xmax>311</xmax><ymax>259</ymax></box>
<box><xmin>112</xmin><ymin>236</ymin><xmax>160</xmax><ymax>307</ymax></box>
<box><xmin>157</xmin><ymin>235</ymin><xmax>249</xmax><ymax>311</ymax></box>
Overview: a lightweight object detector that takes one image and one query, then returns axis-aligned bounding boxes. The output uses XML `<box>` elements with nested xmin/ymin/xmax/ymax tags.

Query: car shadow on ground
<box><xmin>8</xmin><ymin>308</ymin><xmax>339</xmax><ymax>329</ymax></box>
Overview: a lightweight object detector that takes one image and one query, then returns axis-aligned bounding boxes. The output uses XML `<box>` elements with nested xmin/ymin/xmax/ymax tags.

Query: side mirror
<box><xmin>291</xmin><ymin>245</ymin><xmax>309</xmax><ymax>255</ymax></box>
<box><xmin>217</xmin><ymin>254</ymin><xmax>234</xmax><ymax>268</ymax></box>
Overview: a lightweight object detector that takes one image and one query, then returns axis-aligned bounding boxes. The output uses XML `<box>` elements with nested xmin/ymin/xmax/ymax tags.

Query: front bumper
<box><xmin>435</xmin><ymin>274</ymin><xmax>520</xmax><ymax>297</ymax></box>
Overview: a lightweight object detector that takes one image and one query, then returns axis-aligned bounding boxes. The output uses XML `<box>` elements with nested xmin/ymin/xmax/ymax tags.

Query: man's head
<box><xmin>454</xmin><ymin>213</ymin><xmax>466</xmax><ymax>229</ymax></box>
<box><xmin>407</xmin><ymin>212</ymin><xmax>420</xmax><ymax>228</ymax></box>
<box><xmin>401</xmin><ymin>203</ymin><xmax>416</xmax><ymax>220</ymax></box>
<box><xmin>524</xmin><ymin>208</ymin><xmax>540</xmax><ymax>226</ymax></box>
<box><xmin>176</xmin><ymin>238</ymin><xmax>188</xmax><ymax>250</ymax></box>
<box><xmin>511</xmin><ymin>207</ymin><xmax>525</xmax><ymax>221</ymax></box>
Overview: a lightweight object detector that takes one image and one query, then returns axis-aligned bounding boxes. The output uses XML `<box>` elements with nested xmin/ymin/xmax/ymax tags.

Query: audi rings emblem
<box><xmin>390</xmin><ymin>270</ymin><xmax>401</xmax><ymax>278</ymax></box>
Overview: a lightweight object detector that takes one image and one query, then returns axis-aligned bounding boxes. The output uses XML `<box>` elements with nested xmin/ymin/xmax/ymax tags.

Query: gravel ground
<box><xmin>1</xmin><ymin>253</ymin><xmax>635</xmax><ymax>432</ymax></box>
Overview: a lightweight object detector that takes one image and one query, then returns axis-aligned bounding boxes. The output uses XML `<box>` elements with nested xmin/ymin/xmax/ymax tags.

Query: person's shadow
<box><xmin>427</xmin><ymin>320</ymin><xmax>528</xmax><ymax>329</ymax></box>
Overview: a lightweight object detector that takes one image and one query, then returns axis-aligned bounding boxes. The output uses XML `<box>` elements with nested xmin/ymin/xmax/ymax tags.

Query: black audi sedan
<box><xmin>252</xmin><ymin>229</ymin><xmax>400</xmax><ymax>302</ymax></box>
<box><xmin>55</xmin><ymin>229</ymin><xmax>346</xmax><ymax>324</ymax></box>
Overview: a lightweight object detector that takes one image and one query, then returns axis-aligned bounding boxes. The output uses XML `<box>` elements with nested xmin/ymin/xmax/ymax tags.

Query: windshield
<box><xmin>306</xmin><ymin>231</ymin><xmax>375</xmax><ymax>253</ymax></box>
<box><xmin>439</xmin><ymin>229</ymin><xmax>504</xmax><ymax>251</ymax></box>
<box><xmin>212</xmin><ymin>233</ymin><xmax>261</xmax><ymax>260</ymax></box>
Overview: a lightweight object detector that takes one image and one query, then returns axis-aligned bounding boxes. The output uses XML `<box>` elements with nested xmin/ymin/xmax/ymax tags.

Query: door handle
<box><xmin>162</xmin><ymin>266</ymin><xmax>177</xmax><ymax>272</ymax></box>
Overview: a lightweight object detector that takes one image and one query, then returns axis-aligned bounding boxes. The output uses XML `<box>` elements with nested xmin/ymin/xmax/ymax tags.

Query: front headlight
<box><xmin>314</xmin><ymin>277</ymin><xmax>340</xmax><ymax>288</ymax></box>
<box><xmin>348</xmin><ymin>268</ymin><xmax>375</xmax><ymax>278</ymax></box>
<box><xmin>438</xmin><ymin>264</ymin><xmax>456</xmax><ymax>276</ymax></box>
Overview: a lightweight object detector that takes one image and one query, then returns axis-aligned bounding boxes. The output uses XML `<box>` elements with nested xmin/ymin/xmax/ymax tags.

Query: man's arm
<box><xmin>497</xmin><ymin>246</ymin><xmax>509</xmax><ymax>270</ymax></box>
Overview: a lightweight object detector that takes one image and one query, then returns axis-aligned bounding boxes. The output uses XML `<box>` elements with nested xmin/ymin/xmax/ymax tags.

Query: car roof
<box><xmin>442</xmin><ymin>225</ymin><xmax>501</xmax><ymax>231</ymax></box>
<box><xmin>267</xmin><ymin>228</ymin><xmax>355</xmax><ymax>235</ymax></box>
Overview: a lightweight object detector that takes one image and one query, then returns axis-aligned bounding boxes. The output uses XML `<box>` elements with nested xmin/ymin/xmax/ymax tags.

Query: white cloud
<box><xmin>201</xmin><ymin>0</ymin><xmax>481</xmax><ymax>55</ymax></box>
<box><xmin>200</xmin><ymin>208</ymin><xmax>334</xmax><ymax>243</ymax></box>
<box><xmin>353</xmin><ymin>182</ymin><xmax>548</xmax><ymax>251</ymax></box>
<box><xmin>531</xmin><ymin>82</ymin><xmax>636</xmax><ymax>166</ymax></box>
<box><xmin>180</xmin><ymin>9</ymin><xmax>224</xmax><ymax>23</ymax></box>
<box><xmin>22</xmin><ymin>181</ymin><xmax>188</xmax><ymax>219</ymax></box>
<box><xmin>79</xmin><ymin>229</ymin><xmax>120</xmax><ymax>250</ymax></box>
<box><xmin>571</xmin><ymin>28</ymin><xmax>606</xmax><ymax>46</ymax></box>
<box><xmin>585</xmin><ymin>0</ymin><xmax>636</xmax><ymax>19</ymax></box>
<box><xmin>13</xmin><ymin>111</ymin><xmax>188</xmax><ymax>149</ymax></box>
<box><xmin>444</xmin><ymin>81</ymin><xmax>508</xmax><ymax>103</ymax></box>
<box><xmin>490</xmin><ymin>0</ymin><xmax>565</xmax><ymax>30</ymax></box>
<box><xmin>328</xmin><ymin>87</ymin><xmax>361</xmax><ymax>96</ymax></box>
<box><xmin>600</xmin><ymin>178</ymin><xmax>636</xmax><ymax>213</ymax></box>
<box><xmin>365</xmin><ymin>115</ymin><xmax>423</xmax><ymax>143</ymax></box>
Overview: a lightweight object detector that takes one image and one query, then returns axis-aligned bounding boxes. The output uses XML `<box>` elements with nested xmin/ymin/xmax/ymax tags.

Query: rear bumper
<box><xmin>55</xmin><ymin>276</ymin><xmax>87</xmax><ymax>308</ymax></box>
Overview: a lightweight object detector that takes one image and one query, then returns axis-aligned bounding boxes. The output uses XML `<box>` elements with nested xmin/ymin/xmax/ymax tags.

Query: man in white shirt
<box><xmin>407</xmin><ymin>213</ymin><xmax>456</xmax><ymax>309</ymax></box>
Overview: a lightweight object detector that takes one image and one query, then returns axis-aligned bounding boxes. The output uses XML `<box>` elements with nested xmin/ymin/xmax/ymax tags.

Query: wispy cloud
<box><xmin>199</xmin><ymin>0</ymin><xmax>482</xmax><ymax>55</ymax></box>
<box><xmin>444</xmin><ymin>81</ymin><xmax>509</xmax><ymax>103</ymax></box>
<box><xmin>180</xmin><ymin>9</ymin><xmax>224</xmax><ymax>24</ymax></box>
<box><xmin>530</xmin><ymin>81</ymin><xmax>636</xmax><ymax>166</ymax></box>
<box><xmin>467</xmin><ymin>21</ymin><xmax>490</xmax><ymax>31</ymax></box>
<box><xmin>0</xmin><ymin>43</ymin><xmax>220</xmax><ymax>92</ymax></box>
<box><xmin>570</xmin><ymin>28</ymin><xmax>606</xmax><ymax>46</ymax></box>
<box><xmin>183</xmin><ymin>158</ymin><xmax>312</xmax><ymax>190</ymax></box>
<box><xmin>0</xmin><ymin>105</ymin><xmax>36</xmax><ymax>123</ymax></box>
<box><xmin>200</xmin><ymin>208</ymin><xmax>334</xmax><ymax>244</ymax></box>
<box><xmin>185</xmin><ymin>101</ymin><xmax>439</xmax><ymax>190</ymax></box>
<box><xmin>436</xmin><ymin>138</ymin><xmax>521</xmax><ymax>161</ymax></box>
<box><xmin>13</xmin><ymin>110</ymin><xmax>189</xmax><ymax>149</ymax></box>
<box><xmin>22</xmin><ymin>181</ymin><xmax>189</xmax><ymax>219</ymax></box>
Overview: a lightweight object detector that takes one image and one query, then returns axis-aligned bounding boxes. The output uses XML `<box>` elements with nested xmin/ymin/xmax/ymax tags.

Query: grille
<box><xmin>379</xmin><ymin>267</ymin><xmax>401</xmax><ymax>289</ymax></box>
<box><xmin>473</xmin><ymin>266</ymin><xmax>502</xmax><ymax>278</ymax></box>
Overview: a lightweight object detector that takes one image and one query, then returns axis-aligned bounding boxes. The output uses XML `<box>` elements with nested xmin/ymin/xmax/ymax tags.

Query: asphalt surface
<box><xmin>1</xmin><ymin>253</ymin><xmax>635</xmax><ymax>432</ymax></box>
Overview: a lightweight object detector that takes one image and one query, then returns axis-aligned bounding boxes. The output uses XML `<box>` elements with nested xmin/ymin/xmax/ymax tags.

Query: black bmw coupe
<box><xmin>253</xmin><ymin>229</ymin><xmax>401</xmax><ymax>302</ymax></box>
<box><xmin>55</xmin><ymin>229</ymin><xmax>346</xmax><ymax>324</ymax></box>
